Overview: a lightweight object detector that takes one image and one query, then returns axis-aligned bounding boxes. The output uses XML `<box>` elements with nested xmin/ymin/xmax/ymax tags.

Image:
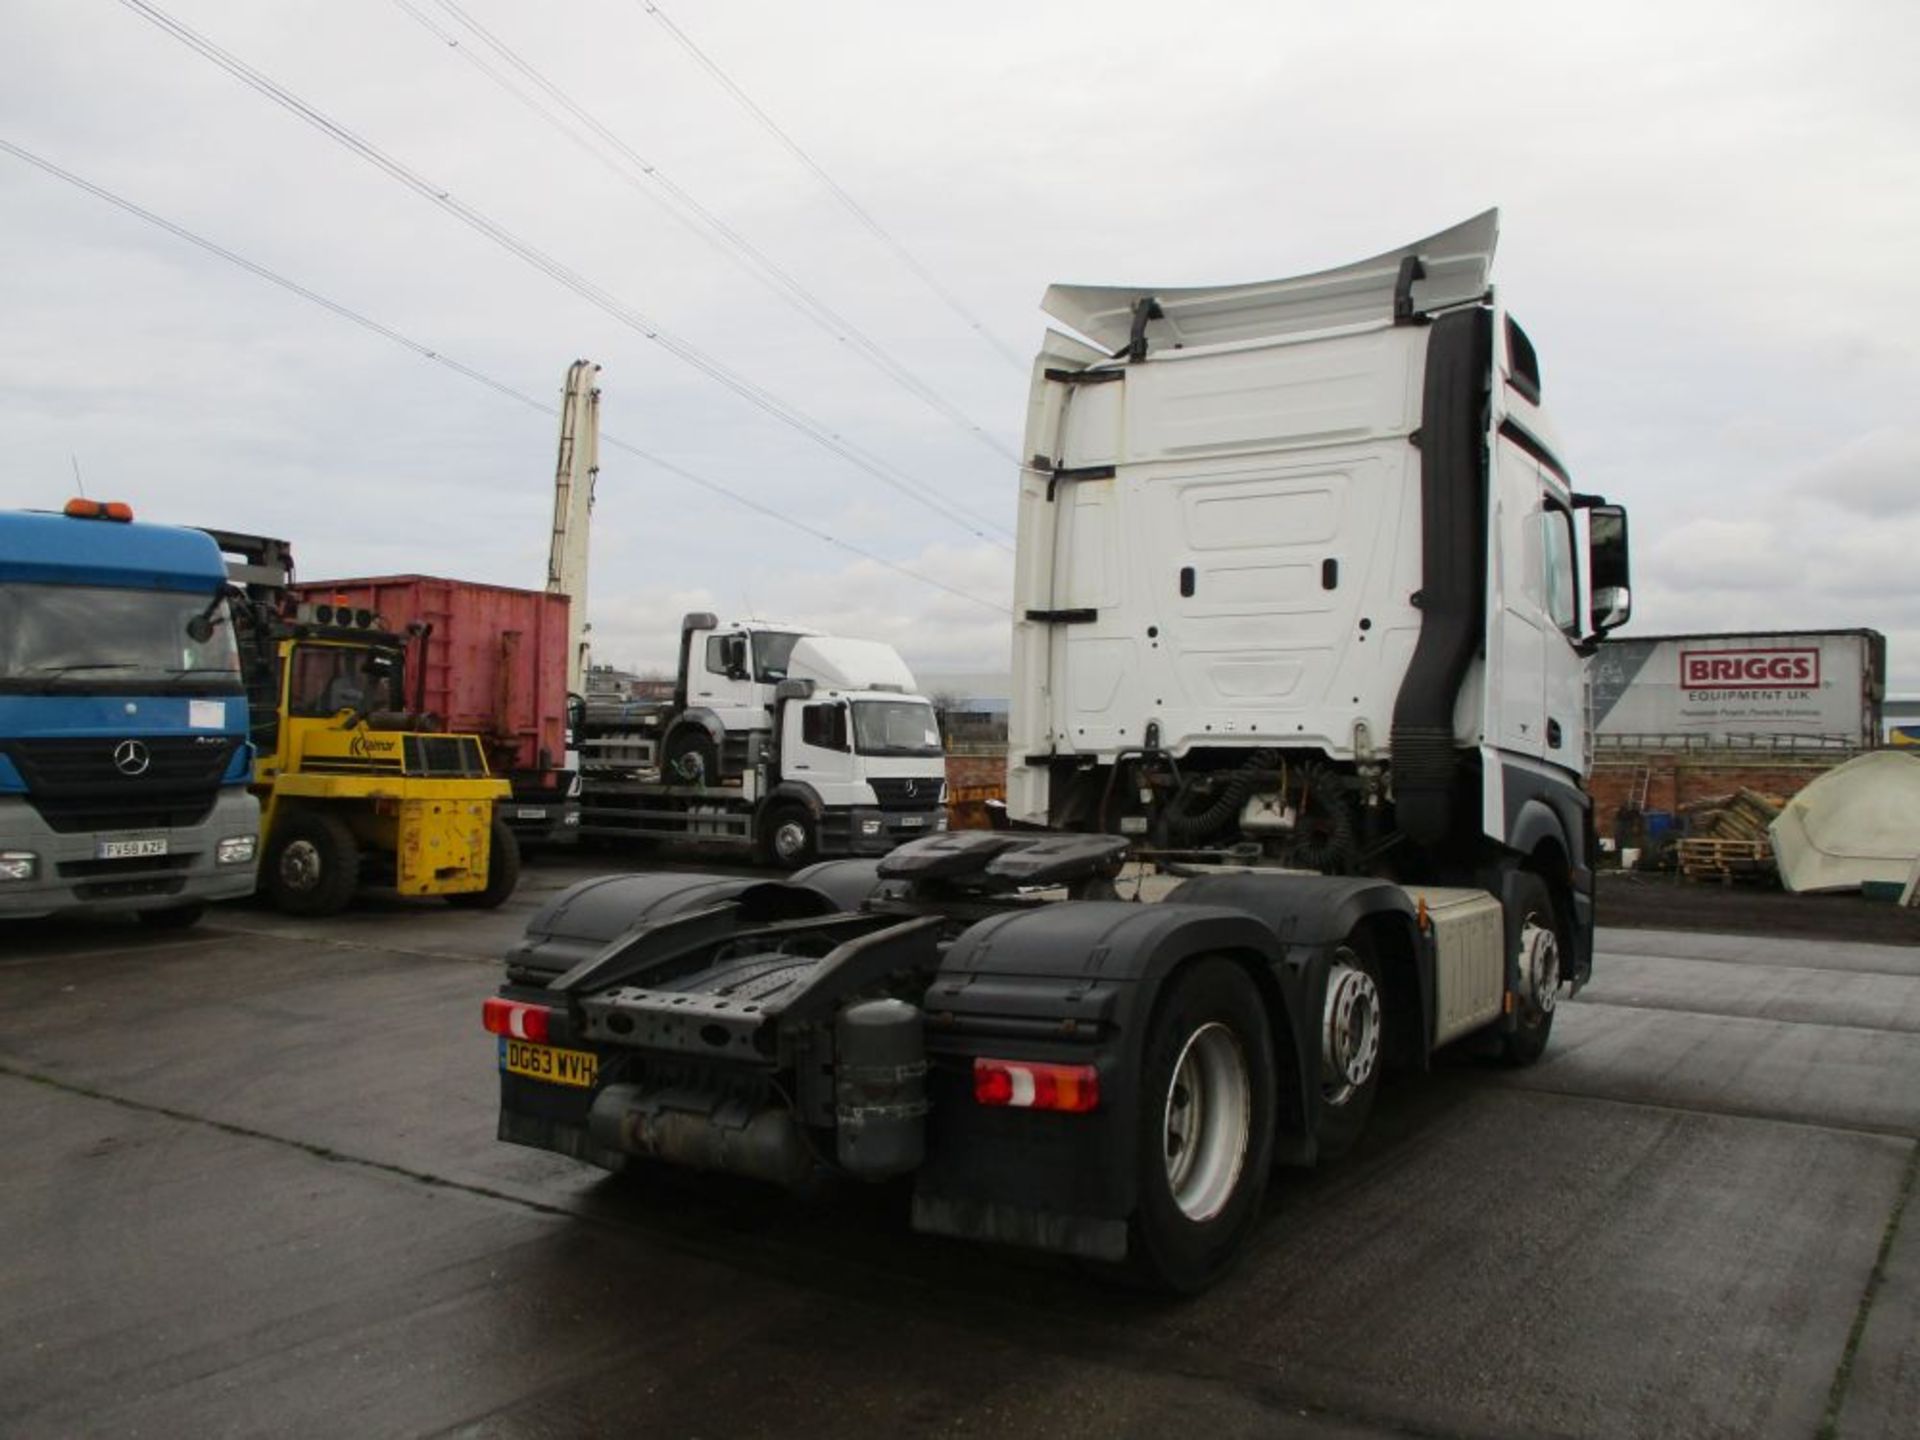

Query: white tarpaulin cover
<box><xmin>1769</xmin><ymin>751</ymin><xmax>1920</xmax><ymax>893</ymax></box>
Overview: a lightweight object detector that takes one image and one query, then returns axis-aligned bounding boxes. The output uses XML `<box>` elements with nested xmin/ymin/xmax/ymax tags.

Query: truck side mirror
<box><xmin>724</xmin><ymin>635</ymin><xmax>749</xmax><ymax>680</ymax></box>
<box><xmin>829</xmin><ymin>704</ymin><xmax>850</xmax><ymax>753</ymax></box>
<box><xmin>1588</xmin><ymin>504</ymin><xmax>1632</xmax><ymax>635</ymax></box>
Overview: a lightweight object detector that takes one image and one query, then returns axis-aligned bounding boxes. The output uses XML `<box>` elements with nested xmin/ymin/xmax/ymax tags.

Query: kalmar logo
<box><xmin>1680</xmin><ymin>648</ymin><xmax>1819</xmax><ymax>690</ymax></box>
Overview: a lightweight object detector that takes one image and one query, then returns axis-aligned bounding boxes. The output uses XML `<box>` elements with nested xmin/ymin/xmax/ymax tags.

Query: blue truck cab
<box><xmin>0</xmin><ymin>500</ymin><xmax>260</xmax><ymax>926</ymax></box>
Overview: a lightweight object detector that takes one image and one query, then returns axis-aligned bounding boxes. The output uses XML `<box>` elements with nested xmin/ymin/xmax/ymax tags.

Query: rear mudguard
<box><xmin>1167</xmin><ymin>871</ymin><xmax>1432</xmax><ymax>1073</ymax></box>
<box><xmin>786</xmin><ymin>858</ymin><xmax>885</xmax><ymax>911</ymax></box>
<box><xmin>912</xmin><ymin>875</ymin><xmax>1428</xmax><ymax>1260</ymax></box>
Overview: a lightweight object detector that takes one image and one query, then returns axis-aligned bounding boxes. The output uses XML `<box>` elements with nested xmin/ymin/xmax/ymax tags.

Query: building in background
<box><xmin>1587</xmin><ymin>628</ymin><xmax>1890</xmax><ymax>843</ymax></box>
<box><xmin>1591</xmin><ymin>629</ymin><xmax>1885</xmax><ymax>752</ymax></box>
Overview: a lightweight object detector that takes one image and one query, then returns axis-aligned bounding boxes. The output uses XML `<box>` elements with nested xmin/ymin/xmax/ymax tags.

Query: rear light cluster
<box><xmin>973</xmin><ymin>1058</ymin><xmax>1100</xmax><ymax>1113</ymax></box>
<box><xmin>482</xmin><ymin>997</ymin><xmax>553</xmax><ymax>1043</ymax></box>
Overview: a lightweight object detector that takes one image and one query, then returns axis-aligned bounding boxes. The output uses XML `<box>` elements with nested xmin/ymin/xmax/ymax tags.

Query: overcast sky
<box><xmin>3</xmin><ymin>0</ymin><xmax>1917</xmax><ymax>692</ymax></box>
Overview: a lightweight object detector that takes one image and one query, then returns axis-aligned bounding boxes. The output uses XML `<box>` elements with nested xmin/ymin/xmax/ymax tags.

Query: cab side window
<box><xmin>705</xmin><ymin>636</ymin><xmax>728</xmax><ymax>676</ymax></box>
<box><xmin>1541</xmin><ymin>507</ymin><xmax>1578</xmax><ymax>636</ymax></box>
<box><xmin>289</xmin><ymin>649</ymin><xmax>352</xmax><ymax>717</ymax></box>
<box><xmin>801</xmin><ymin>703</ymin><xmax>845</xmax><ymax>751</ymax></box>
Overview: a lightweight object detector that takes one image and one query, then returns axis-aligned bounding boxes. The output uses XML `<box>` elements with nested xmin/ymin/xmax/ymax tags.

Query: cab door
<box><xmin>786</xmin><ymin>700</ymin><xmax>854</xmax><ymax>800</ymax></box>
<box><xmin>689</xmin><ymin>628</ymin><xmax>757</xmax><ymax>724</ymax></box>
<box><xmin>1489</xmin><ymin>436</ymin><xmax>1548</xmax><ymax>761</ymax></box>
<box><xmin>1538</xmin><ymin>500</ymin><xmax>1586</xmax><ymax>771</ymax></box>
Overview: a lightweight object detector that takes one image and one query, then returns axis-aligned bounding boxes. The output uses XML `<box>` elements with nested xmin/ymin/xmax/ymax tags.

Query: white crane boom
<box><xmin>547</xmin><ymin>359</ymin><xmax>600</xmax><ymax>694</ymax></box>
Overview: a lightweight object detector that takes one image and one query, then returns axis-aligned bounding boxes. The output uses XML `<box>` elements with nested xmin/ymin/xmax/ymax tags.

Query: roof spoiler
<box><xmin>1042</xmin><ymin>209</ymin><xmax>1499</xmax><ymax>356</ymax></box>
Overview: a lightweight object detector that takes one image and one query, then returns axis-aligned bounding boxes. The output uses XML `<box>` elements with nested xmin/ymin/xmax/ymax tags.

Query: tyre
<box><xmin>135</xmin><ymin>902</ymin><xmax>206</xmax><ymax>930</ymax></box>
<box><xmin>447</xmin><ymin>818</ymin><xmax>522</xmax><ymax>910</ymax></box>
<box><xmin>1125</xmin><ymin>958</ymin><xmax>1276</xmax><ymax>1293</ymax></box>
<box><xmin>1313</xmin><ymin>935</ymin><xmax>1384</xmax><ymax>1159</ymax></box>
<box><xmin>759</xmin><ymin>804</ymin><xmax>816</xmax><ymax>869</ymax></box>
<box><xmin>1501</xmin><ymin>870</ymin><xmax>1561</xmax><ymax>1066</ymax></box>
<box><xmin>265</xmin><ymin>808</ymin><xmax>360</xmax><ymax>917</ymax></box>
<box><xmin>663</xmin><ymin>728</ymin><xmax>719</xmax><ymax>787</ymax></box>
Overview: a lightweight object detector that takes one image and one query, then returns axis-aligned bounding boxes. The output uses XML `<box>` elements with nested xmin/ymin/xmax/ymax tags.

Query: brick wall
<box><xmin>945</xmin><ymin>751</ymin><xmax>1007</xmax><ymax>829</ymax></box>
<box><xmin>1587</xmin><ymin>752</ymin><xmax>1851</xmax><ymax>839</ymax></box>
<box><xmin>946</xmin><ymin>748</ymin><xmax>1843</xmax><ymax>841</ymax></box>
<box><xmin>945</xmin><ymin>753</ymin><xmax>1007</xmax><ymax>792</ymax></box>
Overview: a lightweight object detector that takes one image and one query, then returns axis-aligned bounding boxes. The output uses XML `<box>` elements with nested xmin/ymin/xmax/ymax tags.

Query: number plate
<box><xmin>516</xmin><ymin>807</ymin><xmax>546</xmax><ymax>821</ymax></box>
<box><xmin>501</xmin><ymin>1039</ymin><xmax>598</xmax><ymax>1088</ymax></box>
<box><xmin>97</xmin><ymin>837</ymin><xmax>169</xmax><ymax>860</ymax></box>
<box><xmin>898</xmin><ymin>815</ymin><xmax>927</xmax><ymax>828</ymax></box>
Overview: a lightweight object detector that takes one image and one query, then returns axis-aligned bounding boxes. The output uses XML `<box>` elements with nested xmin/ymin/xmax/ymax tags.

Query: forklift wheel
<box><xmin>447</xmin><ymin>819</ymin><xmax>521</xmax><ymax>909</ymax></box>
<box><xmin>266</xmin><ymin>808</ymin><xmax>360</xmax><ymax>917</ymax></box>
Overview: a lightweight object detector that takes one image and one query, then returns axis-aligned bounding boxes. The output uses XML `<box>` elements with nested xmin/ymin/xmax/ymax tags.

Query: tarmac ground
<box><xmin>2</xmin><ymin>853</ymin><xmax>1915</xmax><ymax>1439</ymax></box>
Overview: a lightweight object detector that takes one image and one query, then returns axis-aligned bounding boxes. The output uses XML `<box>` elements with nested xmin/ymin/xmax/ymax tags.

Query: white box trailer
<box><xmin>1591</xmin><ymin>629</ymin><xmax>1885</xmax><ymax>750</ymax></box>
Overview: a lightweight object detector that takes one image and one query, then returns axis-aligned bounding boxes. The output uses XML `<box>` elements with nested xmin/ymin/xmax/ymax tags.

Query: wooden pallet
<box><xmin>1677</xmin><ymin>837</ymin><xmax>1775</xmax><ymax>885</ymax></box>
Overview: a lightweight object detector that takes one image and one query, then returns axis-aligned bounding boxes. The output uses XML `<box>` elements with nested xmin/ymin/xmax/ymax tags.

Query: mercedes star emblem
<box><xmin>903</xmin><ymin>779</ymin><xmax>917</xmax><ymax>798</ymax></box>
<box><xmin>113</xmin><ymin>739</ymin><xmax>152</xmax><ymax>777</ymax></box>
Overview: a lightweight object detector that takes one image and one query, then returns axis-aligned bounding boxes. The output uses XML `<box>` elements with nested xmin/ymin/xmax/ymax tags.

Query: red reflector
<box><xmin>973</xmin><ymin>1058</ymin><xmax>1099</xmax><ymax>1113</ymax></box>
<box><xmin>482</xmin><ymin>996</ymin><xmax>551</xmax><ymax>1043</ymax></box>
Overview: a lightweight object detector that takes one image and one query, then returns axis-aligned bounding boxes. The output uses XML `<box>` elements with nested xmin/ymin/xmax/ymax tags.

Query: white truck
<box><xmin>574</xmin><ymin>614</ymin><xmax>949</xmax><ymax>864</ymax></box>
<box><xmin>487</xmin><ymin>211</ymin><xmax>1633</xmax><ymax>1291</ymax></box>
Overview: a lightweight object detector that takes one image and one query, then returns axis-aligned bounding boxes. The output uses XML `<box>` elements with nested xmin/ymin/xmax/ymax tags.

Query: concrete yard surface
<box><xmin>1</xmin><ymin>859</ymin><xmax>1916</xmax><ymax>1439</ymax></box>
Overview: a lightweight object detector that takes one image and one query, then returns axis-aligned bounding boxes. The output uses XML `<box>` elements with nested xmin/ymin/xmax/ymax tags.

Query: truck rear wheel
<box><xmin>266</xmin><ymin>808</ymin><xmax>359</xmax><ymax>917</ymax></box>
<box><xmin>1314</xmin><ymin>936</ymin><xmax>1384</xmax><ymax>1158</ymax></box>
<box><xmin>1501</xmin><ymin>871</ymin><xmax>1560</xmax><ymax>1066</ymax></box>
<box><xmin>760</xmin><ymin>804</ymin><xmax>816</xmax><ymax>869</ymax></box>
<box><xmin>1125</xmin><ymin>958</ymin><xmax>1276</xmax><ymax>1293</ymax></box>
<box><xmin>447</xmin><ymin>819</ymin><xmax>521</xmax><ymax>910</ymax></box>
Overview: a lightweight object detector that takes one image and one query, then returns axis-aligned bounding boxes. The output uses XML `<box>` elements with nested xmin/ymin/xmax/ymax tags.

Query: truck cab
<box><xmin>0</xmin><ymin>500</ymin><xmax>260</xmax><ymax>926</ymax></box>
<box><xmin>1009</xmin><ymin>210</ymin><xmax>1630</xmax><ymax>957</ymax></box>
<box><xmin>573</xmin><ymin>614</ymin><xmax>949</xmax><ymax>862</ymax></box>
<box><xmin>766</xmin><ymin>654</ymin><xmax>950</xmax><ymax>863</ymax></box>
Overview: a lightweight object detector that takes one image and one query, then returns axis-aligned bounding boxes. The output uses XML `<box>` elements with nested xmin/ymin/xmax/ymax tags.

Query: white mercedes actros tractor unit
<box><xmin>486</xmin><ymin>211</ymin><xmax>1633</xmax><ymax>1292</ymax></box>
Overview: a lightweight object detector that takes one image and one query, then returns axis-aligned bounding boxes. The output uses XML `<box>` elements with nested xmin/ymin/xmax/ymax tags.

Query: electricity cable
<box><xmin>115</xmin><ymin>0</ymin><xmax>1012</xmax><ymax>553</ymax></box>
<box><xmin>638</xmin><ymin>1</ymin><xmax>1029</xmax><ymax>372</ymax></box>
<box><xmin>0</xmin><ymin>134</ymin><xmax>1010</xmax><ymax>616</ymax></box>
<box><xmin>398</xmin><ymin>0</ymin><xmax>1024</xmax><ymax>487</ymax></box>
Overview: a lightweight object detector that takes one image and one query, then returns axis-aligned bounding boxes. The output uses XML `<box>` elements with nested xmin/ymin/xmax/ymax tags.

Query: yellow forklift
<box><xmin>205</xmin><ymin>531</ymin><xmax>519</xmax><ymax>917</ymax></box>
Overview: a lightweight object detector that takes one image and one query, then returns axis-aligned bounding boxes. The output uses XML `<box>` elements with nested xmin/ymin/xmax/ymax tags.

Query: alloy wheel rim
<box><xmin>1162</xmin><ymin>1021</ymin><xmax>1252</xmax><ymax>1222</ymax></box>
<box><xmin>1321</xmin><ymin>951</ymin><xmax>1382</xmax><ymax>1107</ymax></box>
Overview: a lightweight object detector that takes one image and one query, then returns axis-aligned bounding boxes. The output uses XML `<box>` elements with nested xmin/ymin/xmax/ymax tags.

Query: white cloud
<box><xmin>1802</xmin><ymin>428</ymin><xmax>1920</xmax><ymax>517</ymax></box>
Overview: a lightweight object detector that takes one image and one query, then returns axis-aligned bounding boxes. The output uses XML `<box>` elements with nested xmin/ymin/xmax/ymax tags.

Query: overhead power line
<box><xmin>114</xmin><ymin>0</ymin><xmax>1012</xmax><ymax>553</ymax></box>
<box><xmin>639</xmin><ymin>1</ymin><xmax>1029</xmax><ymax>373</ymax></box>
<box><xmin>392</xmin><ymin>0</ymin><xmax>1023</xmax><ymax>489</ymax></box>
<box><xmin>0</xmin><ymin>135</ymin><xmax>1010</xmax><ymax>617</ymax></box>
